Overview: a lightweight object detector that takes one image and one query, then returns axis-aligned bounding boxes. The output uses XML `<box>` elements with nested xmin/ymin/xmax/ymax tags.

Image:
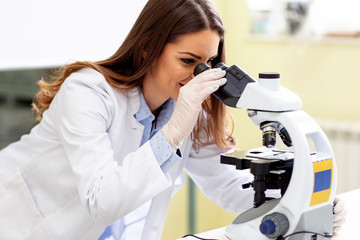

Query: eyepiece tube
<box><xmin>214</xmin><ymin>62</ymin><xmax>228</xmax><ymax>71</ymax></box>
<box><xmin>193</xmin><ymin>62</ymin><xmax>255</xmax><ymax>107</ymax></box>
<box><xmin>193</xmin><ymin>63</ymin><xmax>211</xmax><ymax>76</ymax></box>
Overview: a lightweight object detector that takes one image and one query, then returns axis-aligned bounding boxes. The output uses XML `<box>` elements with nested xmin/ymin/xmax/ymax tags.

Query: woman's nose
<box><xmin>188</xmin><ymin>72</ymin><xmax>196</xmax><ymax>82</ymax></box>
<box><xmin>181</xmin><ymin>73</ymin><xmax>194</xmax><ymax>85</ymax></box>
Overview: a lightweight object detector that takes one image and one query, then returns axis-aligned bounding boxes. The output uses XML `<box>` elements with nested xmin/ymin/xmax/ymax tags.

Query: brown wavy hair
<box><xmin>33</xmin><ymin>0</ymin><xmax>234</xmax><ymax>150</ymax></box>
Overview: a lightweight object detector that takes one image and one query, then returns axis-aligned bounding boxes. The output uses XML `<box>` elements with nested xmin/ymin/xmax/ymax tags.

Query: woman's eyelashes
<box><xmin>180</xmin><ymin>58</ymin><xmax>195</xmax><ymax>64</ymax></box>
<box><xmin>180</xmin><ymin>58</ymin><xmax>214</xmax><ymax>65</ymax></box>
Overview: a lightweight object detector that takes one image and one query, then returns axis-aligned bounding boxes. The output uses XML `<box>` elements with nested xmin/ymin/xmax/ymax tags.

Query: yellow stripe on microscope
<box><xmin>313</xmin><ymin>158</ymin><xmax>333</xmax><ymax>173</ymax></box>
<box><xmin>310</xmin><ymin>159</ymin><xmax>333</xmax><ymax>206</ymax></box>
<box><xmin>310</xmin><ymin>189</ymin><xmax>332</xmax><ymax>206</ymax></box>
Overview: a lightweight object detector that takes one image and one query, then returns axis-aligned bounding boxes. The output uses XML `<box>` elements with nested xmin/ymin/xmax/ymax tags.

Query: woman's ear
<box><xmin>142</xmin><ymin>49</ymin><xmax>148</xmax><ymax>59</ymax></box>
<box><xmin>140</xmin><ymin>36</ymin><xmax>149</xmax><ymax>59</ymax></box>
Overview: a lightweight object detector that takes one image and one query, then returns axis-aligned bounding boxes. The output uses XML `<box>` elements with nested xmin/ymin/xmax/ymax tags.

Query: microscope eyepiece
<box><xmin>259</xmin><ymin>72</ymin><xmax>280</xmax><ymax>79</ymax></box>
<box><xmin>193</xmin><ymin>63</ymin><xmax>211</xmax><ymax>76</ymax></box>
<box><xmin>193</xmin><ymin>62</ymin><xmax>255</xmax><ymax>107</ymax></box>
<box><xmin>214</xmin><ymin>62</ymin><xmax>228</xmax><ymax>70</ymax></box>
<box><xmin>193</xmin><ymin>62</ymin><xmax>228</xmax><ymax>76</ymax></box>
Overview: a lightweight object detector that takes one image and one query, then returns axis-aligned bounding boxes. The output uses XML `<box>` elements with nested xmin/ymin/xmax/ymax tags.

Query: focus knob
<box><xmin>259</xmin><ymin>212</ymin><xmax>289</xmax><ymax>239</ymax></box>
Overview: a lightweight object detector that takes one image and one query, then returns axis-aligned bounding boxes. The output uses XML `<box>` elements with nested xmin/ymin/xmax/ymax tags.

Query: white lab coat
<box><xmin>0</xmin><ymin>68</ymin><xmax>255</xmax><ymax>240</ymax></box>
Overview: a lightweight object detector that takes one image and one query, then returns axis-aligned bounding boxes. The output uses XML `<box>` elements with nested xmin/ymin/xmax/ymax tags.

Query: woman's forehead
<box><xmin>167</xmin><ymin>30</ymin><xmax>220</xmax><ymax>56</ymax></box>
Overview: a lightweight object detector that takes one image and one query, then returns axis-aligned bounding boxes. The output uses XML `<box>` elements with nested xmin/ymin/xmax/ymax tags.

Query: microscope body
<box><xmin>194</xmin><ymin>63</ymin><xmax>337</xmax><ymax>240</ymax></box>
<box><xmin>224</xmin><ymin>110</ymin><xmax>336</xmax><ymax>240</ymax></box>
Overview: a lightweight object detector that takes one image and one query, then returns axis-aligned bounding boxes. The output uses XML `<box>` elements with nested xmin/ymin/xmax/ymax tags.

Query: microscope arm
<box><xmin>195</xmin><ymin>63</ymin><xmax>337</xmax><ymax>240</ymax></box>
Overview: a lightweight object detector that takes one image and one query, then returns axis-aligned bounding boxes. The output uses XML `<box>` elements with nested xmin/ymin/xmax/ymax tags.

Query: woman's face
<box><xmin>142</xmin><ymin>29</ymin><xmax>220</xmax><ymax>110</ymax></box>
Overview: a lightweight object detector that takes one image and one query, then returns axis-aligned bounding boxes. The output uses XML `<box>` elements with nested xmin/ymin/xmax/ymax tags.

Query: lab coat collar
<box><xmin>122</xmin><ymin>87</ymin><xmax>144</xmax><ymax>138</ymax></box>
<box><xmin>126</xmin><ymin>87</ymin><xmax>142</xmax><ymax>117</ymax></box>
<box><xmin>134</xmin><ymin>90</ymin><xmax>155</xmax><ymax>123</ymax></box>
<box><xmin>127</xmin><ymin>87</ymin><xmax>175</xmax><ymax>131</ymax></box>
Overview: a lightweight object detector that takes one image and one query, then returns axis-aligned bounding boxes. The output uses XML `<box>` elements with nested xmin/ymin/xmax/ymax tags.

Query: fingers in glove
<box><xmin>333</xmin><ymin>217</ymin><xmax>346</xmax><ymax>228</ymax></box>
<box><xmin>333</xmin><ymin>207</ymin><xmax>347</xmax><ymax>222</ymax></box>
<box><xmin>192</xmin><ymin>68</ymin><xmax>226</xmax><ymax>83</ymax></box>
<box><xmin>199</xmin><ymin>78</ymin><xmax>227</xmax><ymax>96</ymax></box>
<box><xmin>333</xmin><ymin>226</ymin><xmax>342</xmax><ymax>235</ymax></box>
<box><xmin>333</xmin><ymin>196</ymin><xmax>341</xmax><ymax>204</ymax></box>
<box><xmin>333</xmin><ymin>208</ymin><xmax>347</xmax><ymax>222</ymax></box>
<box><xmin>180</xmin><ymin>76</ymin><xmax>227</xmax><ymax>108</ymax></box>
<box><xmin>333</xmin><ymin>198</ymin><xmax>346</xmax><ymax>214</ymax></box>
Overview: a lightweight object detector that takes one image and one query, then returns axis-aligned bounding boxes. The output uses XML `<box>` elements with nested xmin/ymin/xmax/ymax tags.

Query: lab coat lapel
<box><xmin>111</xmin><ymin>87</ymin><xmax>145</xmax><ymax>163</ymax></box>
<box><xmin>128</xmin><ymin>116</ymin><xmax>144</xmax><ymax>149</ymax></box>
<box><xmin>126</xmin><ymin>87</ymin><xmax>144</xmax><ymax>148</ymax></box>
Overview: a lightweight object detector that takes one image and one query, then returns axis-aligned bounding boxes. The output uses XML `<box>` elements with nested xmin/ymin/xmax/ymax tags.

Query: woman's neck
<box><xmin>141</xmin><ymin>84</ymin><xmax>167</xmax><ymax>117</ymax></box>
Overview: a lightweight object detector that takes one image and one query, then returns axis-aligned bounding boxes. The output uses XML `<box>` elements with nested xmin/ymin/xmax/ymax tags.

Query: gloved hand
<box><xmin>333</xmin><ymin>196</ymin><xmax>347</xmax><ymax>237</ymax></box>
<box><xmin>162</xmin><ymin>68</ymin><xmax>226</xmax><ymax>150</ymax></box>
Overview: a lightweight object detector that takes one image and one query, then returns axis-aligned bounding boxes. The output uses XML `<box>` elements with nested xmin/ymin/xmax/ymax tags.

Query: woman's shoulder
<box><xmin>66</xmin><ymin>67</ymin><xmax>108</xmax><ymax>86</ymax></box>
<box><xmin>65</xmin><ymin>67</ymin><xmax>138</xmax><ymax>96</ymax></box>
<box><xmin>61</xmin><ymin>67</ymin><xmax>140</xmax><ymax>107</ymax></box>
<box><xmin>63</xmin><ymin>67</ymin><xmax>121</xmax><ymax>97</ymax></box>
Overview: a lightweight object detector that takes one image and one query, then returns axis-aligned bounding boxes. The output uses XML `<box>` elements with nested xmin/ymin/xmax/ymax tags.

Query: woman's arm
<box><xmin>52</xmin><ymin>70</ymin><xmax>171</xmax><ymax>225</ymax></box>
<box><xmin>185</xmin><ymin>142</ymin><xmax>255</xmax><ymax>214</ymax></box>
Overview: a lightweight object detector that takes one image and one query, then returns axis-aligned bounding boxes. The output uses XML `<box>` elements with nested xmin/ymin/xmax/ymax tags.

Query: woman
<box><xmin>0</xmin><ymin>0</ymin><xmax>345</xmax><ymax>239</ymax></box>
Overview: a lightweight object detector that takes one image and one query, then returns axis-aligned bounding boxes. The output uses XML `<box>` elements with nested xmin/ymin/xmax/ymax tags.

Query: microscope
<box><xmin>194</xmin><ymin>63</ymin><xmax>337</xmax><ymax>240</ymax></box>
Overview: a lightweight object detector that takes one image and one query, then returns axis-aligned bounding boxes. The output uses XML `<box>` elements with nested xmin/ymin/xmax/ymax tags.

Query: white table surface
<box><xmin>179</xmin><ymin>188</ymin><xmax>360</xmax><ymax>240</ymax></box>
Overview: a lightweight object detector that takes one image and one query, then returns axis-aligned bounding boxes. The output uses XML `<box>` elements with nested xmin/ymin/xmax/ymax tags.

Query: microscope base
<box><xmin>225</xmin><ymin>203</ymin><xmax>333</xmax><ymax>240</ymax></box>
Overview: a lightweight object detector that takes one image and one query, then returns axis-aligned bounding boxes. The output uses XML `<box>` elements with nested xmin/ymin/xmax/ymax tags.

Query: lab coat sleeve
<box><xmin>184</xmin><ymin>142</ymin><xmax>255</xmax><ymax>214</ymax></box>
<box><xmin>52</xmin><ymin>71</ymin><xmax>171</xmax><ymax>225</ymax></box>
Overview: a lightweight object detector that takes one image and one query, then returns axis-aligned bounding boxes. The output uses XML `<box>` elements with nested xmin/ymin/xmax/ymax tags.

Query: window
<box><xmin>247</xmin><ymin>0</ymin><xmax>360</xmax><ymax>39</ymax></box>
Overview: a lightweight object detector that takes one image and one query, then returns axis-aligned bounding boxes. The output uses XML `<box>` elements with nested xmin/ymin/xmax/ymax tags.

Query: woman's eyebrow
<box><xmin>178</xmin><ymin>51</ymin><xmax>218</xmax><ymax>60</ymax></box>
<box><xmin>178</xmin><ymin>52</ymin><xmax>201</xmax><ymax>59</ymax></box>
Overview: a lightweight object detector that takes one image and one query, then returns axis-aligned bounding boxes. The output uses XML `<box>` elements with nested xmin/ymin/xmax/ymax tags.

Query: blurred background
<box><xmin>1</xmin><ymin>0</ymin><xmax>359</xmax><ymax>239</ymax></box>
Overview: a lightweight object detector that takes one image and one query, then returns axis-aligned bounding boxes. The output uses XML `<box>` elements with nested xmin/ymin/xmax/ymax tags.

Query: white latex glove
<box><xmin>333</xmin><ymin>196</ymin><xmax>347</xmax><ymax>237</ymax></box>
<box><xmin>162</xmin><ymin>68</ymin><xmax>227</xmax><ymax>150</ymax></box>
